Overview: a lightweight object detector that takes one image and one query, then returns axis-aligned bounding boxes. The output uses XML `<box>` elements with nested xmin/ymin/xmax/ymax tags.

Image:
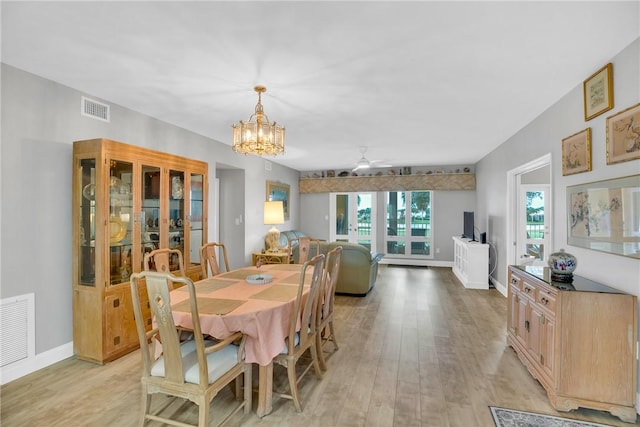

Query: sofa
<box><xmin>268</xmin><ymin>230</ymin><xmax>384</xmax><ymax>296</ymax></box>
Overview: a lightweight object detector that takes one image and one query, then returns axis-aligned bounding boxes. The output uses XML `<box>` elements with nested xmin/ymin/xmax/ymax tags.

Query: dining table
<box><xmin>167</xmin><ymin>262</ymin><xmax>313</xmax><ymax>417</ymax></box>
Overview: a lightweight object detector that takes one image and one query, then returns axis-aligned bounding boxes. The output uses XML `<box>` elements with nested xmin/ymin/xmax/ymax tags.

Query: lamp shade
<box><xmin>264</xmin><ymin>201</ymin><xmax>285</xmax><ymax>225</ymax></box>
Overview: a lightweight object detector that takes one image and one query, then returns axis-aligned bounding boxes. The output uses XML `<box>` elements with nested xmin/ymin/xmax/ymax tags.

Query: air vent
<box><xmin>0</xmin><ymin>294</ymin><xmax>35</xmax><ymax>368</ymax></box>
<box><xmin>81</xmin><ymin>96</ymin><xmax>110</xmax><ymax>122</ymax></box>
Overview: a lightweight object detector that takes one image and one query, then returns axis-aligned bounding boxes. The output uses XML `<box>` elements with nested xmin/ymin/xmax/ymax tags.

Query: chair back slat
<box><xmin>200</xmin><ymin>242</ymin><xmax>230</xmax><ymax>277</ymax></box>
<box><xmin>322</xmin><ymin>246</ymin><xmax>342</xmax><ymax>319</ymax></box>
<box><xmin>143</xmin><ymin>248</ymin><xmax>186</xmax><ymax>277</ymax></box>
<box><xmin>286</xmin><ymin>254</ymin><xmax>325</xmax><ymax>353</ymax></box>
<box><xmin>289</xmin><ymin>237</ymin><xmax>321</xmax><ymax>264</ymax></box>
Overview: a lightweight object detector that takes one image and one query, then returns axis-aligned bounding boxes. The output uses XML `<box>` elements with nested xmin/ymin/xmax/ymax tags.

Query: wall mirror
<box><xmin>567</xmin><ymin>174</ymin><xmax>640</xmax><ymax>258</ymax></box>
<box><xmin>266</xmin><ymin>181</ymin><xmax>290</xmax><ymax>220</ymax></box>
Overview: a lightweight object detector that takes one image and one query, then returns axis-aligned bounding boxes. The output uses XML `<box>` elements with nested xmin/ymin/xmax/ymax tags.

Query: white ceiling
<box><xmin>2</xmin><ymin>1</ymin><xmax>639</xmax><ymax>172</ymax></box>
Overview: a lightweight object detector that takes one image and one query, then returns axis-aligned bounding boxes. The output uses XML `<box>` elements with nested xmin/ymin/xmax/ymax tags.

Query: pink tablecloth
<box><xmin>168</xmin><ymin>264</ymin><xmax>310</xmax><ymax>366</ymax></box>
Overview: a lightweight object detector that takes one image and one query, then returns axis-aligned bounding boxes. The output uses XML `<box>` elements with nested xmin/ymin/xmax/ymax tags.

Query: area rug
<box><xmin>490</xmin><ymin>406</ymin><xmax>614</xmax><ymax>427</ymax></box>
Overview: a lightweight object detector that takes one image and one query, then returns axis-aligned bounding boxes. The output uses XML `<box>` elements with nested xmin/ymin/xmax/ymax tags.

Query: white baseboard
<box><xmin>0</xmin><ymin>341</ymin><xmax>73</xmax><ymax>385</ymax></box>
<box><xmin>491</xmin><ymin>276</ymin><xmax>507</xmax><ymax>297</ymax></box>
<box><xmin>380</xmin><ymin>259</ymin><xmax>453</xmax><ymax>268</ymax></box>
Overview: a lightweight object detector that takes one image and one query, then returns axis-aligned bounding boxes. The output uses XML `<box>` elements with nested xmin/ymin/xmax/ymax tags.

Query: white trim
<box><xmin>0</xmin><ymin>342</ymin><xmax>73</xmax><ymax>385</ymax></box>
<box><xmin>491</xmin><ymin>276</ymin><xmax>507</xmax><ymax>297</ymax></box>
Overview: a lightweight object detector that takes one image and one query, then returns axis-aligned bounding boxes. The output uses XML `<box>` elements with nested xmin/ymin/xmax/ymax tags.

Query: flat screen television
<box><xmin>463</xmin><ymin>211</ymin><xmax>475</xmax><ymax>241</ymax></box>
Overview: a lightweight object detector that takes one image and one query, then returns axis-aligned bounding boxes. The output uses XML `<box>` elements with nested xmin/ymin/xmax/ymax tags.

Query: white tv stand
<box><xmin>452</xmin><ymin>236</ymin><xmax>489</xmax><ymax>289</ymax></box>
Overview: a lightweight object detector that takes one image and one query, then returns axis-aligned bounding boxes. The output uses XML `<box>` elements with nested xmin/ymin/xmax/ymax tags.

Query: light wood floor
<box><xmin>2</xmin><ymin>266</ymin><xmax>638</xmax><ymax>426</ymax></box>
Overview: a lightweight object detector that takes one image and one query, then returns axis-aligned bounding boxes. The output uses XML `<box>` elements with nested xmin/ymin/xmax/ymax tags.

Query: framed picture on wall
<box><xmin>567</xmin><ymin>174</ymin><xmax>640</xmax><ymax>259</ymax></box>
<box><xmin>583</xmin><ymin>63</ymin><xmax>613</xmax><ymax>121</ymax></box>
<box><xmin>606</xmin><ymin>102</ymin><xmax>640</xmax><ymax>165</ymax></box>
<box><xmin>561</xmin><ymin>128</ymin><xmax>591</xmax><ymax>176</ymax></box>
<box><xmin>266</xmin><ymin>181</ymin><xmax>290</xmax><ymax>220</ymax></box>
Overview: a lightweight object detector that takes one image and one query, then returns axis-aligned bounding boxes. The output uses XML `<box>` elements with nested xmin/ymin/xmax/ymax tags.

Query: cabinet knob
<box><xmin>524</xmin><ymin>287</ymin><xmax>532</xmax><ymax>293</ymax></box>
<box><xmin>541</xmin><ymin>297</ymin><xmax>548</xmax><ymax>305</ymax></box>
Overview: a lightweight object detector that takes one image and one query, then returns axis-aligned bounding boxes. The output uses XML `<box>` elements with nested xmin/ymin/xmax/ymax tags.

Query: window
<box><xmin>385</xmin><ymin>191</ymin><xmax>433</xmax><ymax>259</ymax></box>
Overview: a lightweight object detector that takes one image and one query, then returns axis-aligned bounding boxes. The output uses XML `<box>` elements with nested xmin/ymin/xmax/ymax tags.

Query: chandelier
<box><xmin>232</xmin><ymin>86</ymin><xmax>285</xmax><ymax>156</ymax></box>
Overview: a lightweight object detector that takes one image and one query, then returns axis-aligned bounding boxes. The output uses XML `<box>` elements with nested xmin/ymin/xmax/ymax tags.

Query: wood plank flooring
<box><xmin>2</xmin><ymin>266</ymin><xmax>637</xmax><ymax>426</ymax></box>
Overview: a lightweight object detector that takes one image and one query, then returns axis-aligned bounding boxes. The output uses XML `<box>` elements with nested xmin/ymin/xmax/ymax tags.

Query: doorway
<box><xmin>506</xmin><ymin>154</ymin><xmax>552</xmax><ymax>270</ymax></box>
<box><xmin>517</xmin><ymin>184</ymin><xmax>550</xmax><ymax>265</ymax></box>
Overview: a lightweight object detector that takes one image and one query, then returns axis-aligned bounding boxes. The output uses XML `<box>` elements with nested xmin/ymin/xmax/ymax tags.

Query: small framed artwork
<box><xmin>583</xmin><ymin>63</ymin><xmax>613</xmax><ymax>121</ymax></box>
<box><xmin>266</xmin><ymin>181</ymin><xmax>290</xmax><ymax>220</ymax></box>
<box><xmin>606</xmin><ymin>102</ymin><xmax>640</xmax><ymax>165</ymax></box>
<box><xmin>561</xmin><ymin>128</ymin><xmax>591</xmax><ymax>176</ymax></box>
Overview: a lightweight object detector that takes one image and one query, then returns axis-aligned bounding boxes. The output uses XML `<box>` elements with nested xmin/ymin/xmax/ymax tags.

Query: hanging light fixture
<box><xmin>232</xmin><ymin>86</ymin><xmax>285</xmax><ymax>156</ymax></box>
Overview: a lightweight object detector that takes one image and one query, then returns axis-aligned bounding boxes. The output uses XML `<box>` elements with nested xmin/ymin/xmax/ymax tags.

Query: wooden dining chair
<box><xmin>316</xmin><ymin>246</ymin><xmax>342</xmax><ymax>371</ymax></box>
<box><xmin>143</xmin><ymin>248</ymin><xmax>186</xmax><ymax>277</ymax></box>
<box><xmin>200</xmin><ymin>242</ymin><xmax>230</xmax><ymax>277</ymax></box>
<box><xmin>129</xmin><ymin>271</ymin><xmax>252</xmax><ymax>427</ymax></box>
<box><xmin>273</xmin><ymin>253</ymin><xmax>325</xmax><ymax>412</ymax></box>
<box><xmin>289</xmin><ymin>237</ymin><xmax>321</xmax><ymax>264</ymax></box>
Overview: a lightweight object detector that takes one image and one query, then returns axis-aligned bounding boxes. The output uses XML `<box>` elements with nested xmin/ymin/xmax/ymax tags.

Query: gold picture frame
<box><xmin>606</xmin><ymin>102</ymin><xmax>640</xmax><ymax>165</ymax></box>
<box><xmin>583</xmin><ymin>63</ymin><xmax>613</xmax><ymax>121</ymax></box>
<box><xmin>266</xmin><ymin>181</ymin><xmax>290</xmax><ymax>220</ymax></box>
<box><xmin>561</xmin><ymin>128</ymin><xmax>591</xmax><ymax>176</ymax></box>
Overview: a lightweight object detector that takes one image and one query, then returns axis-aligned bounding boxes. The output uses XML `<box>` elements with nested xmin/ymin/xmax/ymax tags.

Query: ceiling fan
<box><xmin>352</xmin><ymin>146</ymin><xmax>392</xmax><ymax>172</ymax></box>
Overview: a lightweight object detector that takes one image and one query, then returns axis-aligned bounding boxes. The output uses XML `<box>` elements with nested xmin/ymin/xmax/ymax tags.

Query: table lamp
<box><xmin>264</xmin><ymin>201</ymin><xmax>285</xmax><ymax>252</ymax></box>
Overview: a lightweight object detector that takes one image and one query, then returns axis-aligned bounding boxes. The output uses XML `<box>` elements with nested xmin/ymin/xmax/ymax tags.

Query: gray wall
<box><xmin>476</xmin><ymin>38</ymin><xmax>640</xmax><ymax>296</ymax></box>
<box><xmin>0</xmin><ymin>64</ymin><xmax>300</xmax><ymax>356</ymax></box>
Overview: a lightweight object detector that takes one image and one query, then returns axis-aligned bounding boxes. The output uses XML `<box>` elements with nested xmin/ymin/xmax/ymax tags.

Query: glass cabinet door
<box><xmin>141</xmin><ymin>165</ymin><xmax>161</xmax><ymax>271</ymax></box>
<box><xmin>189</xmin><ymin>173</ymin><xmax>204</xmax><ymax>267</ymax></box>
<box><xmin>78</xmin><ymin>158</ymin><xmax>96</xmax><ymax>286</ymax></box>
<box><xmin>168</xmin><ymin>169</ymin><xmax>185</xmax><ymax>271</ymax></box>
<box><xmin>108</xmin><ymin>160</ymin><xmax>133</xmax><ymax>285</ymax></box>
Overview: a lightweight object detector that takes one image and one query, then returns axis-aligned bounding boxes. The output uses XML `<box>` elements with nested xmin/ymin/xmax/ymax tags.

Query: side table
<box><xmin>252</xmin><ymin>251</ymin><xmax>291</xmax><ymax>265</ymax></box>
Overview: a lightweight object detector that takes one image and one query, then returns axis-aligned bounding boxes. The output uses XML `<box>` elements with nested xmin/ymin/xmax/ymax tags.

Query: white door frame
<box><xmin>506</xmin><ymin>153</ymin><xmax>552</xmax><ymax>269</ymax></box>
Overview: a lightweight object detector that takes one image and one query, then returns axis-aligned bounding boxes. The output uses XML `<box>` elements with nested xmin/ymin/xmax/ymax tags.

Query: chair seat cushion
<box><xmin>151</xmin><ymin>340</ymin><xmax>239</xmax><ymax>384</ymax></box>
<box><xmin>280</xmin><ymin>332</ymin><xmax>301</xmax><ymax>355</ymax></box>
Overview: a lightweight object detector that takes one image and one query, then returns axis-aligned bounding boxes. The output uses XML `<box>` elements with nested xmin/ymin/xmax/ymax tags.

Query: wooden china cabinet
<box><xmin>72</xmin><ymin>138</ymin><xmax>208</xmax><ymax>363</ymax></box>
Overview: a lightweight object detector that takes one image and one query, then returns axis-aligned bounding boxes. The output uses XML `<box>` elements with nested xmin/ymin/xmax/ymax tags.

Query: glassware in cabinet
<box><xmin>108</xmin><ymin>159</ymin><xmax>133</xmax><ymax>285</ymax></box>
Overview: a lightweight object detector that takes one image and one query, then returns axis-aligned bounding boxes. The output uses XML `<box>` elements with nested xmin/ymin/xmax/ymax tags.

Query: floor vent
<box><xmin>0</xmin><ymin>294</ymin><xmax>35</xmax><ymax>368</ymax></box>
<box><xmin>81</xmin><ymin>96</ymin><xmax>110</xmax><ymax>122</ymax></box>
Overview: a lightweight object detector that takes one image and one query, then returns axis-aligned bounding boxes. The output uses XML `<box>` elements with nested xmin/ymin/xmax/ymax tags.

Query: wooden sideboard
<box><xmin>507</xmin><ymin>265</ymin><xmax>637</xmax><ymax>423</ymax></box>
